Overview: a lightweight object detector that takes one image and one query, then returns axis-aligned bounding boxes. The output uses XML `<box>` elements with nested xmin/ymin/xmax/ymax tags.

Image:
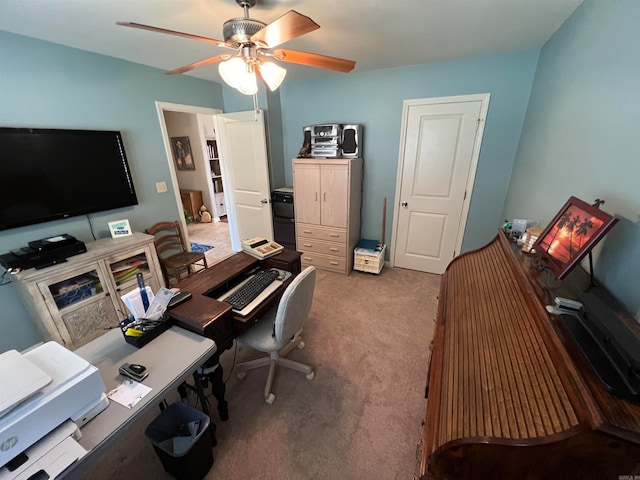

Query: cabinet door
<box><xmin>215</xmin><ymin>192</ymin><xmax>226</xmax><ymax>217</ymax></box>
<box><xmin>294</xmin><ymin>163</ymin><xmax>321</xmax><ymax>224</ymax></box>
<box><xmin>320</xmin><ymin>164</ymin><xmax>349</xmax><ymax>228</ymax></box>
<box><xmin>37</xmin><ymin>264</ymin><xmax>116</xmax><ymax>347</ymax></box>
<box><xmin>105</xmin><ymin>248</ymin><xmax>161</xmax><ymax>313</ymax></box>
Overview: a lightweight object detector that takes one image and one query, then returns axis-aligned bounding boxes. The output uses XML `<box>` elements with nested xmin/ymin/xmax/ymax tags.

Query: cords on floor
<box><xmin>0</xmin><ymin>268</ymin><xmax>14</xmax><ymax>286</ymax></box>
<box><xmin>223</xmin><ymin>339</ymin><xmax>239</xmax><ymax>384</ymax></box>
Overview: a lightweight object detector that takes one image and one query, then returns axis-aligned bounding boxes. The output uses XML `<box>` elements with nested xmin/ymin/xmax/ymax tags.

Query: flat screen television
<box><xmin>0</xmin><ymin>127</ymin><xmax>138</xmax><ymax>231</ymax></box>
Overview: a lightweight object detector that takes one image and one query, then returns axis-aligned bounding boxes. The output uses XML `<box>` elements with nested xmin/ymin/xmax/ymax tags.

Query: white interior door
<box><xmin>391</xmin><ymin>94</ymin><xmax>489</xmax><ymax>274</ymax></box>
<box><xmin>214</xmin><ymin>110</ymin><xmax>273</xmax><ymax>251</ymax></box>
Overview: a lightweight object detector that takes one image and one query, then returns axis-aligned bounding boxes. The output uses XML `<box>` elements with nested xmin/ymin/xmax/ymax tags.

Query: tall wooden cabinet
<box><xmin>12</xmin><ymin>233</ymin><xmax>164</xmax><ymax>350</ymax></box>
<box><xmin>293</xmin><ymin>158</ymin><xmax>363</xmax><ymax>274</ymax></box>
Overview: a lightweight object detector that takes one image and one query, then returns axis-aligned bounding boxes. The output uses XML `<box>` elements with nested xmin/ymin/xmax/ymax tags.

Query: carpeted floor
<box><xmin>74</xmin><ymin>266</ymin><xmax>440</xmax><ymax>480</ymax></box>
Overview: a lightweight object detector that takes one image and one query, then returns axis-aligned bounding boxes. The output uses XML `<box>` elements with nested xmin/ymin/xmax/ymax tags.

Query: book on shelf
<box><xmin>112</xmin><ymin>259</ymin><xmax>147</xmax><ymax>284</ymax></box>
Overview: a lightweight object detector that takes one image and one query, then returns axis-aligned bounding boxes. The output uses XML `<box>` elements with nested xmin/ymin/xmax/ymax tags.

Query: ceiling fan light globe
<box><xmin>236</xmin><ymin>71</ymin><xmax>258</xmax><ymax>95</ymax></box>
<box><xmin>259</xmin><ymin>61</ymin><xmax>287</xmax><ymax>91</ymax></box>
<box><xmin>218</xmin><ymin>57</ymin><xmax>247</xmax><ymax>89</ymax></box>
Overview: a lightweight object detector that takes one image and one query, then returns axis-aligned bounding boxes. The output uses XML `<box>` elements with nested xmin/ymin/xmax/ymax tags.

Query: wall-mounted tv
<box><xmin>0</xmin><ymin>127</ymin><xmax>138</xmax><ymax>231</ymax></box>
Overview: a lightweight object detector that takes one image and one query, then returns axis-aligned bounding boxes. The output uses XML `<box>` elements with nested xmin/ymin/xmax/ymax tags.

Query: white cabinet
<box><xmin>13</xmin><ymin>233</ymin><xmax>164</xmax><ymax>349</ymax></box>
<box><xmin>293</xmin><ymin>158</ymin><xmax>363</xmax><ymax>274</ymax></box>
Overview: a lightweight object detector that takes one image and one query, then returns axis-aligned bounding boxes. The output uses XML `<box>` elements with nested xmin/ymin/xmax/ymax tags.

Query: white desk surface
<box><xmin>71</xmin><ymin>326</ymin><xmax>215</xmax><ymax>469</ymax></box>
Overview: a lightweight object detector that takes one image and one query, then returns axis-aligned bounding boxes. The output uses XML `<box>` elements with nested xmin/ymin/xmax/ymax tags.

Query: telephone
<box><xmin>241</xmin><ymin>237</ymin><xmax>284</xmax><ymax>259</ymax></box>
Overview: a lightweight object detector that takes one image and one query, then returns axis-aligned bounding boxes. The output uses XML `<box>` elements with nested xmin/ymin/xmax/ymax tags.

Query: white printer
<box><xmin>0</xmin><ymin>342</ymin><xmax>108</xmax><ymax>478</ymax></box>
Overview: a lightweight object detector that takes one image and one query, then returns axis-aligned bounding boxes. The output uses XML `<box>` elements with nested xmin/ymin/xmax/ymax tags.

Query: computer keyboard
<box><xmin>222</xmin><ymin>269</ymin><xmax>279</xmax><ymax>311</ymax></box>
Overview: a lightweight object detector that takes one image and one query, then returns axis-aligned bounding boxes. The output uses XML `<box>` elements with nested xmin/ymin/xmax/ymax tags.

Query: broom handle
<box><xmin>381</xmin><ymin>197</ymin><xmax>387</xmax><ymax>246</ymax></box>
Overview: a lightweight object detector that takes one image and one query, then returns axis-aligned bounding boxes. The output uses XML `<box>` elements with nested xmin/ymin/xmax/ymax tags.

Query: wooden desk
<box><xmin>420</xmin><ymin>232</ymin><xmax>640</xmax><ymax>478</ymax></box>
<box><xmin>66</xmin><ymin>327</ymin><xmax>215</xmax><ymax>478</ymax></box>
<box><xmin>168</xmin><ymin>250</ymin><xmax>302</xmax><ymax>419</ymax></box>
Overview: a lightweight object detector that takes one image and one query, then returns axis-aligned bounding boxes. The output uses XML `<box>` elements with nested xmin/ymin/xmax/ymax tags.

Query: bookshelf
<box><xmin>206</xmin><ymin>139</ymin><xmax>226</xmax><ymax>219</ymax></box>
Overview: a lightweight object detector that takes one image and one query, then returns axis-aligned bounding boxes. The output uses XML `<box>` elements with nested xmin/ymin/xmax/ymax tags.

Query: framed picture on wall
<box><xmin>533</xmin><ymin>196</ymin><xmax>618</xmax><ymax>279</ymax></box>
<box><xmin>170</xmin><ymin>136</ymin><xmax>195</xmax><ymax>171</ymax></box>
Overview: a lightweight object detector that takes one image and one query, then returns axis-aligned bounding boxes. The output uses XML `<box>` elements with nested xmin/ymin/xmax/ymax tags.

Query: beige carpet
<box><xmin>74</xmin><ymin>266</ymin><xmax>440</xmax><ymax>480</ymax></box>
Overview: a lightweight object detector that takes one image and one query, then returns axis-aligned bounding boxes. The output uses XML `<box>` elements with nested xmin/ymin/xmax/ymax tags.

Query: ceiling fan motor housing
<box><xmin>223</xmin><ymin>18</ymin><xmax>267</xmax><ymax>48</ymax></box>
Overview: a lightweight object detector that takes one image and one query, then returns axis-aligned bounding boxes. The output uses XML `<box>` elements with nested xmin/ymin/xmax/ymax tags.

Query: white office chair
<box><xmin>236</xmin><ymin>266</ymin><xmax>317</xmax><ymax>404</ymax></box>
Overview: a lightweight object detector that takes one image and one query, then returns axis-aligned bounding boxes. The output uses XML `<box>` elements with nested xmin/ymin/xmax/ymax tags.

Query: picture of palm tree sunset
<box><xmin>538</xmin><ymin>205</ymin><xmax>604</xmax><ymax>263</ymax></box>
<box><xmin>533</xmin><ymin>196</ymin><xmax>618</xmax><ymax>279</ymax></box>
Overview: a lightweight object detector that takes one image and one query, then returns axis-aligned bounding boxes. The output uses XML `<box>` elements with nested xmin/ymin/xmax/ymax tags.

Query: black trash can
<box><xmin>145</xmin><ymin>402</ymin><xmax>214</xmax><ymax>480</ymax></box>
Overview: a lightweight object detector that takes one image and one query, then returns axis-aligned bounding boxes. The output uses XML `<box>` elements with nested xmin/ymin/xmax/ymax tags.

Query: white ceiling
<box><xmin>0</xmin><ymin>0</ymin><xmax>583</xmax><ymax>85</ymax></box>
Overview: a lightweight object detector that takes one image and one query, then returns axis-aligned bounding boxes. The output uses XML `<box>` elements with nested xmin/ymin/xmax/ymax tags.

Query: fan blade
<box><xmin>117</xmin><ymin>21</ymin><xmax>228</xmax><ymax>48</ymax></box>
<box><xmin>250</xmin><ymin>10</ymin><xmax>319</xmax><ymax>49</ymax></box>
<box><xmin>274</xmin><ymin>49</ymin><xmax>355</xmax><ymax>73</ymax></box>
<box><xmin>166</xmin><ymin>55</ymin><xmax>227</xmax><ymax>75</ymax></box>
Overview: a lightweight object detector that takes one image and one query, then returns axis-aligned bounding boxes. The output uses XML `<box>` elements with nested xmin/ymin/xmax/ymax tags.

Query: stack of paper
<box><xmin>120</xmin><ymin>287</ymin><xmax>154</xmax><ymax>319</ymax></box>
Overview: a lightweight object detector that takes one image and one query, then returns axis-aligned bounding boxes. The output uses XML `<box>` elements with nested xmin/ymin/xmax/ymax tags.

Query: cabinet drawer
<box><xmin>297</xmin><ymin>223</ymin><xmax>347</xmax><ymax>244</ymax></box>
<box><xmin>297</xmin><ymin>237</ymin><xmax>347</xmax><ymax>257</ymax></box>
<box><xmin>300</xmin><ymin>253</ymin><xmax>346</xmax><ymax>274</ymax></box>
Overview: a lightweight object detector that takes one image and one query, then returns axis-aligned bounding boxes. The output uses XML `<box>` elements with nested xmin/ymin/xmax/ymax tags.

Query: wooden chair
<box><xmin>145</xmin><ymin>221</ymin><xmax>208</xmax><ymax>286</ymax></box>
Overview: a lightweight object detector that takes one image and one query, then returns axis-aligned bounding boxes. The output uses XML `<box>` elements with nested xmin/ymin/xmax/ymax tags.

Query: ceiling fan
<box><xmin>117</xmin><ymin>0</ymin><xmax>356</xmax><ymax>95</ymax></box>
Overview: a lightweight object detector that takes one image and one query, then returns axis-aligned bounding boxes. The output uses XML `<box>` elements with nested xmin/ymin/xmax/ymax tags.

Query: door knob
<box><xmin>401</xmin><ymin>201</ymin><xmax>408</xmax><ymax>208</ymax></box>
<box><xmin>261</xmin><ymin>198</ymin><xmax>269</xmax><ymax>204</ymax></box>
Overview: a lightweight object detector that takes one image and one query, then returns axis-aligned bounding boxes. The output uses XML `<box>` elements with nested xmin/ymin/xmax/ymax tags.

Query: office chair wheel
<box><xmin>237</xmin><ymin>372</ymin><xmax>247</xmax><ymax>380</ymax></box>
<box><xmin>306</xmin><ymin>371</ymin><xmax>315</xmax><ymax>381</ymax></box>
<box><xmin>297</xmin><ymin>340</ymin><xmax>305</xmax><ymax>350</ymax></box>
<box><xmin>265</xmin><ymin>393</ymin><xmax>276</xmax><ymax>404</ymax></box>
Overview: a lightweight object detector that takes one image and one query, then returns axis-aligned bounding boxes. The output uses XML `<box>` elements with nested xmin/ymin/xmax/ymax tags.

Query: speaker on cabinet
<box><xmin>342</xmin><ymin>124</ymin><xmax>362</xmax><ymax>157</ymax></box>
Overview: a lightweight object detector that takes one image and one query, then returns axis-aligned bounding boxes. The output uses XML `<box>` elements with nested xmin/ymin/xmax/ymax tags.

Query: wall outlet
<box><xmin>155</xmin><ymin>182</ymin><xmax>168</xmax><ymax>193</ymax></box>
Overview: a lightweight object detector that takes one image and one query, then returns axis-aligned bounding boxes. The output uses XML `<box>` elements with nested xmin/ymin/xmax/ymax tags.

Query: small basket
<box><xmin>120</xmin><ymin>315</ymin><xmax>172</xmax><ymax>348</ymax></box>
<box><xmin>354</xmin><ymin>245</ymin><xmax>386</xmax><ymax>274</ymax></box>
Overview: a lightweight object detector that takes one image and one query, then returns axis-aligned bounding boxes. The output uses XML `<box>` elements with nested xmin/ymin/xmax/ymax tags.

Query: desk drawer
<box><xmin>300</xmin><ymin>252</ymin><xmax>346</xmax><ymax>274</ymax></box>
<box><xmin>297</xmin><ymin>237</ymin><xmax>347</xmax><ymax>257</ymax></box>
<box><xmin>297</xmin><ymin>223</ymin><xmax>346</xmax><ymax>244</ymax></box>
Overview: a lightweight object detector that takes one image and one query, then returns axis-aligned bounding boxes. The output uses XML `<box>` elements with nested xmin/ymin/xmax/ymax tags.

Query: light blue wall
<box><xmin>278</xmin><ymin>50</ymin><xmax>540</xmax><ymax>251</ymax></box>
<box><xmin>0</xmin><ymin>31</ymin><xmax>224</xmax><ymax>352</ymax></box>
<box><xmin>503</xmin><ymin>0</ymin><xmax>640</xmax><ymax>318</ymax></box>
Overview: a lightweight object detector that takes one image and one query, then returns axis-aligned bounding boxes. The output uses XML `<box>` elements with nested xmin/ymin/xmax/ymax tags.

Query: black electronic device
<box><xmin>222</xmin><ymin>269</ymin><xmax>279</xmax><ymax>310</ymax></box>
<box><xmin>167</xmin><ymin>291</ymin><xmax>193</xmax><ymax>310</ymax></box>
<box><xmin>119</xmin><ymin>363</ymin><xmax>148</xmax><ymax>382</ymax></box>
<box><xmin>28</xmin><ymin>234</ymin><xmax>77</xmax><ymax>252</ymax></box>
<box><xmin>0</xmin><ymin>127</ymin><xmax>138</xmax><ymax>232</ymax></box>
<box><xmin>0</xmin><ymin>240</ymin><xmax>87</xmax><ymax>270</ymax></box>
<box><xmin>342</xmin><ymin>124</ymin><xmax>362</xmax><ymax>157</ymax></box>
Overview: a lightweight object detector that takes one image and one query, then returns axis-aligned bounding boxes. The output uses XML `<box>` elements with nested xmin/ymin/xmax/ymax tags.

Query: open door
<box><xmin>214</xmin><ymin>110</ymin><xmax>274</xmax><ymax>251</ymax></box>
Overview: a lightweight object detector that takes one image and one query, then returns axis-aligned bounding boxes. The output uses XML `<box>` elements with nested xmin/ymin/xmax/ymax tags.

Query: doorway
<box><xmin>391</xmin><ymin>94</ymin><xmax>490</xmax><ymax>274</ymax></box>
<box><xmin>155</xmin><ymin>101</ymin><xmax>234</xmax><ymax>266</ymax></box>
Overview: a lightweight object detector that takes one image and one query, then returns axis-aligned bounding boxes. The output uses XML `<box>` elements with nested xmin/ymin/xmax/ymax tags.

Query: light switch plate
<box><xmin>155</xmin><ymin>182</ymin><xmax>168</xmax><ymax>193</ymax></box>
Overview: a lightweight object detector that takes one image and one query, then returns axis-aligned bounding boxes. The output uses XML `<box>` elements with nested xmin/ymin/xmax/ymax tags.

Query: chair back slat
<box><xmin>145</xmin><ymin>220</ymin><xmax>207</xmax><ymax>286</ymax></box>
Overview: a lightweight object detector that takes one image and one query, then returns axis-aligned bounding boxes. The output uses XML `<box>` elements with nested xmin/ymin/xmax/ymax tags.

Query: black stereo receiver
<box><xmin>1</xmin><ymin>239</ymin><xmax>87</xmax><ymax>270</ymax></box>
